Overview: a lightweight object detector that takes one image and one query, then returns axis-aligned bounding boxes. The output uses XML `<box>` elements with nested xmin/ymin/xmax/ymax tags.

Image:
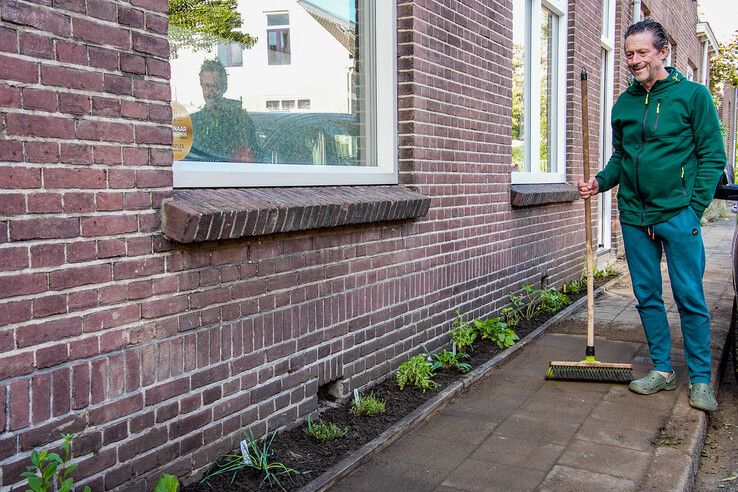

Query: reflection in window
<box><xmin>540</xmin><ymin>8</ymin><xmax>554</xmax><ymax>173</ymax></box>
<box><xmin>217</xmin><ymin>42</ymin><xmax>243</xmax><ymax>67</ymax></box>
<box><xmin>267</xmin><ymin>13</ymin><xmax>291</xmax><ymax>65</ymax></box>
<box><xmin>169</xmin><ymin>1</ymin><xmax>366</xmax><ymax>168</ymax></box>
<box><xmin>511</xmin><ymin>0</ymin><xmax>526</xmax><ymax>171</ymax></box>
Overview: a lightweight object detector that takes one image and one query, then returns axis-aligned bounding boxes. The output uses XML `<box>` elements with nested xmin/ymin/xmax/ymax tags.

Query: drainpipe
<box><xmin>632</xmin><ymin>0</ymin><xmax>641</xmax><ymax>24</ymax></box>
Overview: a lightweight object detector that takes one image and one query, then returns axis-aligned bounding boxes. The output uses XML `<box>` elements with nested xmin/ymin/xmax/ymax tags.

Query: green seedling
<box><xmin>22</xmin><ymin>434</ymin><xmax>91</xmax><ymax>492</ymax></box>
<box><xmin>396</xmin><ymin>354</ymin><xmax>438</xmax><ymax>392</ymax></box>
<box><xmin>430</xmin><ymin>350</ymin><xmax>471</xmax><ymax>373</ymax></box>
<box><xmin>473</xmin><ymin>317</ymin><xmax>519</xmax><ymax>348</ymax></box>
<box><xmin>450</xmin><ymin>310</ymin><xmax>477</xmax><ymax>352</ymax></box>
<box><xmin>201</xmin><ymin>430</ymin><xmax>302</xmax><ymax>491</ymax></box>
<box><xmin>153</xmin><ymin>474</ymin><xmax>180</xmax><ymax>492</ymax></box>
<box><xmin>510</xmin><ymin>285</ymin><xmax>541</xmax><ymax>320</ymax></box>
<box><xmin>304</xmin><ymin>416</ymin><xmax>348</xmax><ymax>442</ymax></box>
<box><xmin>499</xmin><ymin>306</ymin><xmax>521</xmax><ymax>329</ymax></box>
<box><xmin>537</xmin><ymin>287</ymin><xmax>571</xmax><ymax>314</ymax></box>
<box><xmin>349</xmin><ymin>392</ymin><xmax>386</xmax><ymax>416</ymax></box>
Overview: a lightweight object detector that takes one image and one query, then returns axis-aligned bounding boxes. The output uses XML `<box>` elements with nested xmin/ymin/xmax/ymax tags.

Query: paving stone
<box><xmin>538</xmin><ymin>465</ymin><xmax>639</xmax><ymax>492</ymax></box>
<box><xmin>492</xmin><ymin>411</ymin><xmax>581</xmax><ymax>445</ymax></box>
<box><xmin>574</xmin><ymin>415</ymin><xmax>660</xmax><ymax>451</ymax></box>
<box><xmin>440</xmin><ymin>459</ymin><xmax>548</xmax><ymax>492</ymax></box>
<box><xmin>470</xmin><ymin>435</ymin><xmax>564</xmax><ymax>472</ymax></box>
<box><xmin>378</xmin><ymin>436</ymin><xmax>474</xmax><ymax>474</ymax></box>
<box><xmin>331</xmin><ymin>456</ymin><xmax>447</xmax><ymax>492</ymax></box>
<box><xmin>414</xmin><ymin>414</ymin><xmax>498</xmax><ymax>448</ymax></box>
<box><xmin>557</xmin><ymin>439</ymin><xmax>651</xmax><ymax>480</ymax></box>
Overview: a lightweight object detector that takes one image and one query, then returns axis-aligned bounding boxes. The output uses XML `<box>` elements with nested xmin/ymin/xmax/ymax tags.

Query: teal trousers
<box><xmin>620</xmin><ymin>206</ymin><xmax>711</xmax><ymax>384</ymax></box>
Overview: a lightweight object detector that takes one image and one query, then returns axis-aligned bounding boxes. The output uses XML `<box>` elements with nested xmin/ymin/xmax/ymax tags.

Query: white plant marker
<box><xmin>452</xmin><ymin>342</ymin><xmax>457</xmax><ymax>356</ymax></box>
<box><xmin>353</xmin><ymin>388</ymin><xmax>360</xmax><ymax>406</ymax></box>
<box><xmin>240</xmin><ymin>439</ymin><xmax>252</xmax><ymax>466</ymax></box>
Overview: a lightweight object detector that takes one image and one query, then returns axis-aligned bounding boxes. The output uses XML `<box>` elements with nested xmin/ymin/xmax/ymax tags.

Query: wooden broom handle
<box><xmin>581</xmin><ymin>69</ymin><xmax>595</xmax><ymax>349</ymax></box>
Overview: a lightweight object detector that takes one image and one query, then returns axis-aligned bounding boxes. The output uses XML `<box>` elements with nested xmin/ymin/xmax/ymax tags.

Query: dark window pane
<box><xmin>267</xmin><ymin>13</ymin><xmax>289</xmax><ymax>26</ymax></box>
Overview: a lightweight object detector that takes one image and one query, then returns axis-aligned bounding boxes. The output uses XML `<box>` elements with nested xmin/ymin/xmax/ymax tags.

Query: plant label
<box><xmin>239</xmin><ymin>439</ymin><xmax>252</xmax><ymax>466</ymax></box>
<box><xmin>353</xmin><ymin>388</ymin><xmax>360</xmax><ymax>405</ymax></box>
<box><xmin>452</xmin><ymin>342</ymin><xmax>457</xmax><ymax>355</ymax></box>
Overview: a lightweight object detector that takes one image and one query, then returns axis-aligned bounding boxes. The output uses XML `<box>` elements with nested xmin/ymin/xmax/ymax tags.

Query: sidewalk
<box><xmin>328</xmin><ymin>217</ymin><xmax>734</xmax><ymax>492</ymax></box>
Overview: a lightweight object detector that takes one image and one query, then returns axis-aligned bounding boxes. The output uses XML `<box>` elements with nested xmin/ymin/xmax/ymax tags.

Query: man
<box><xmin>188</xmin><ymin>59</ymin><xmax>259</xmax><ymax>162</ymax></box>
<box><xmin>577</xmin><ymin>19</ymin><xmax>726</xmax><ymax>411</ymax></box>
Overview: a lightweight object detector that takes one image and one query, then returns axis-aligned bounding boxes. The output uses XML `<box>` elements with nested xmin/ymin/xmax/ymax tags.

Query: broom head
<box><xmin>546</xmin><ymin>360</ymin><xmax>634</xmax><ymax>383</ymax></box>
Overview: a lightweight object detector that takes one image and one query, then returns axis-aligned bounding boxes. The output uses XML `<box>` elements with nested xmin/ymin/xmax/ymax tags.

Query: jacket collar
<box><xmin>627</xmin><ymin>67</ymin><xmax>684</xmax><ymax>95</ymax></box>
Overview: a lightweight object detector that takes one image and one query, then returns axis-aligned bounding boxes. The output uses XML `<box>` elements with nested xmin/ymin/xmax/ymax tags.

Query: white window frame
<box><xmin>511</xmin><ymin>0</ymin><xmax>568</xmax><ymax>185</ymax></box>
<box><xmin>173</xmin><ymin>0</ymin><xmax>398</xmax><ymax>188</ymax></box>
<box><xmin>597</xmin><ymin>0</ymin><xmax>615</xmax><ymax>251</ymax></box>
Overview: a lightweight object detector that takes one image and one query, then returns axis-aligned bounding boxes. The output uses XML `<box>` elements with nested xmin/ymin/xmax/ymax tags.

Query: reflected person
<box><xmin>189</xmin><ymin>59</ymin><xmax>258</xmax><ymax>162</ymax></box>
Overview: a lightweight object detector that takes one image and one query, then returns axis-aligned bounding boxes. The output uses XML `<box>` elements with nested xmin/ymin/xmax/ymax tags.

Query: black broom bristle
<box><xmin>546</xmin><ymin>364</ymin><xmax>634</xmax><ymax>383</ymax></box>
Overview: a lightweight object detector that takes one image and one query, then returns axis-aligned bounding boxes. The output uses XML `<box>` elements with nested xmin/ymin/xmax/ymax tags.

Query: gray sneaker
<box><xmin>688</xmin><ymin>382</ymin><xmax>718</xmax><ymax>412</ymax></box>
<box><xmin>628</xmin><ymin>370</ymin><xmax>677</xmax><ymax>395</ymax></box>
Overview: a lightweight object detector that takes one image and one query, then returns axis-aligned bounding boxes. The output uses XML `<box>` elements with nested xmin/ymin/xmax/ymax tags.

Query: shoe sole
<box><xmin>689</xmin><ymin>400</ymin><xmax>718</xmax><ymax>411</ymax></box>
<box><xmin>628</xmin><ymin>382</ymin><xmax>677</xmax><ymax>395</ymax></box>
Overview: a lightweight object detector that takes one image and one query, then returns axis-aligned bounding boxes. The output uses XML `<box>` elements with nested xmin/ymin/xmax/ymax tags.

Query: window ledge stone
<box><xmin>162</xmin><ymin>186</ymin><xmax>431</xmax><ymax>243</ymax></box>
<box><xmin>510</xmin><ymin>183</ymin><xmax>579</xmax><ymax>207</ymax></box>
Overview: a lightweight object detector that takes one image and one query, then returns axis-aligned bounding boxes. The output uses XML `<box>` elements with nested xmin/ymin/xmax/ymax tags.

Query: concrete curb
<box><xmin>299</xmin><ymin>276</ymin><xmax>622</xmax><ymax>492</ymax></box>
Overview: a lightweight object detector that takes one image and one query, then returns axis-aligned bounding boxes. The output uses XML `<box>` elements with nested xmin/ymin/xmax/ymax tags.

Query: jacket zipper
<box><xmin>635</xmin><ymin>92</ymin><xmax>650</xmax><ymax>225</ymax></box>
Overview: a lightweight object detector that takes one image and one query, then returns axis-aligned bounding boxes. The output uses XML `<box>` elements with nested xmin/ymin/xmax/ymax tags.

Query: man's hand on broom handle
<box><xmin>577</xmin><ymin>177</ymin><xmax>599</xmax><ymax>200</ymax></box>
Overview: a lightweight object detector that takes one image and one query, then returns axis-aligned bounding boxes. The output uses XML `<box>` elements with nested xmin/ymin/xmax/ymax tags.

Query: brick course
<box><xmin>0</xmin><ymin>0</ymin><xmax>721</xmax><ymax>489</ymax></box>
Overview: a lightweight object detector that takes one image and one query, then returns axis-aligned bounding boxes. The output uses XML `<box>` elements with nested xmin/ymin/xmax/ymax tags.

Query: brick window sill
<box><xmin>161</xmin><ymin>186</ymin><xmax>431</xmax><ymax>243</ymax></box>
<box><xmin>510</xmin><ymin>183</ymin><xmax>579</xmax><ymax>207</ymax></box>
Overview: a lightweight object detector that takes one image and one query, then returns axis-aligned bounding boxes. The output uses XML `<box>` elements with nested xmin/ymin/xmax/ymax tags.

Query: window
<box><xmin>267</xmin><ymin>13</ymin><xmax>291</xmax><ymax>65</ymax></box>
<box><xmin>169</xmin><ymin>0</ymin><xmax>397</xmax><ymax>187</ymax></box>
<box><xmin>598</xmin><ymin>0</ymin><xmax>616</xmax><ymax>250</ymax></box>
<box><xmin>217</xmin><ymin>42</ymin><xmax>243</xmax><ymax>67</ymax></box>
<box><xmin>511</xmin><ymin>0</ymin><xmax>567</xmax><ymax>184</ymax></box>
<box><xmin>686</xmin><ymin>61</ymin><xmax>696</xmax><ymax>81</ymax></box>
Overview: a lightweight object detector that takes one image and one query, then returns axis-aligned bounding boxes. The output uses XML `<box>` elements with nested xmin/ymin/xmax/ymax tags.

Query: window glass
<box><xmin>539</xmin><ymin>8</ymin><xmax>553</xmax><ymax>172</ymax></box>
<box><xmin>169</xmin><ymin>0</ymin><xmax>366</xmax><ymax>168</ymax></box>
<box><xmin>601</xmin><ymin>0</ymin><xmax>611</xmax><ymax>39</ymax></box>
<box><xmin>512</xmin><ymin>0</ymin><xmax>526</xmax><ymax>171</ymax></box>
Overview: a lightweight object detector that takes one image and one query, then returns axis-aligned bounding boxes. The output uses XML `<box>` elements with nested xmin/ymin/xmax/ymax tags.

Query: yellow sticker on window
<box><xmin>171</xmin><ymin>101</ymin><xmax>193</xmax><ymax>161</ymax></box>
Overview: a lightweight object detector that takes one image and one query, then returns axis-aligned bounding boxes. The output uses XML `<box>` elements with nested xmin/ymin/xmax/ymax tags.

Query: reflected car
<box><xmin>249</xmin><ymin>112</ymin><xmax>360</xmax><ymax>166</ymax></box>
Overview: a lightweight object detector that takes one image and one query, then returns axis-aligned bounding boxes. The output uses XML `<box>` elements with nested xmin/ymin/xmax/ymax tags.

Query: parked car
<box><xmin>713</xmin><ymin>163</ymin><xmax>738</xmax><ymax>378</ymax></box>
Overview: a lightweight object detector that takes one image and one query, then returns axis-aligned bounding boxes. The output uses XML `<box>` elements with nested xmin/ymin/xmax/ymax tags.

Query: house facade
<box><xmin>0</xmin><ymin>0</ymin><xmax>733</xmax><ymax>489</ymax></box>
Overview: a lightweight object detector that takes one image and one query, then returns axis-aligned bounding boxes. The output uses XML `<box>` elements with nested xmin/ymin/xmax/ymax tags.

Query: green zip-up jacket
<box><xmin>595</xmin><ymin>67</ymin><xmax>726</xmax><ymax>226</ymax></box>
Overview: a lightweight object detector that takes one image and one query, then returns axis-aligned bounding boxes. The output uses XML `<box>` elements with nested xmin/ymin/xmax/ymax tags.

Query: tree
<box><xmin>169</xmin><ymin>0</ymin><xmax>257</xmax><ymax>57</ymax></box>
<box><xmin>709</xmin><ymin>32</ymin><xmax>738</xmax><ymax>109</ymax></box>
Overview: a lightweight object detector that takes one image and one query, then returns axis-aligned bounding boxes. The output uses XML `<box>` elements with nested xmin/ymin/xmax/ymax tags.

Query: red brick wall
<box><xmin>0</xmin><ymin>0</ymin><xmax>715</xmax><ymax>489</ymax></box>
<box><xmin>720</xmin><ymin>85</ymin><xmax>737</xmax><ymax>165</ymax></box>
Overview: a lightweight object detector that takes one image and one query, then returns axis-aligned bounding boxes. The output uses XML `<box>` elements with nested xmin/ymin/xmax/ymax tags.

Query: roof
<box><xmin>696</xmin><ymin>21</ymin><xmax>720</xmax><ymax>53</ymax></box>
<box><xmin>297</xmin><ymin>0</ymin><xmax>356</xmax><ymax>56</ymax></box>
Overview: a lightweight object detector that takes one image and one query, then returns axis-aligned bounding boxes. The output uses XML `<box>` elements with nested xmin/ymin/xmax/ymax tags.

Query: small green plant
<box><xmin>510</xmin><ymin>284</ymin><xmax>542</xmax><ymax>320</ymax></box>
<box><xmin>593</xmin><ymin>265</ymin><xmax>617</xmax><ymax>278</ymax></box>
<box><xmin>304</xmin><ymin>416</ymin><xmax>348</xmax><ymax>442</ymax></box>
<box><xmin>349</xmin><ymin>392</ymin><xmax>386</xmax><ymax>416</ymax></box>
<box><xmin>430</xmin><ymin>350</ymin><xmax>472</xmax><ymax>373</ymax></box>
<box><xmin>22</xmin><ymin>434</ymin><xmax>91</xmax><ymax>492</ymax></box>
<box><xmin>473</xmin><ymin>317</ymin><xmax>519</xmax><ymax>349</ymax></box>
<box><xmin>396</xmin><ymin>354</ymin><xmax>438</xmax><ymax>392</ymax></box>
<box><xmin>537</xmin><ymin>287</ymin><xmax>571</xmax><ymax>314</ymax></box>
<box><xmin>153</xmin><ymin>474</ymin><xmax>180</xmax><ymax>492</ymax></box>
<box><xmin>499</xmin><ymin>306</ymin><xmax>520</xmax><ymax>329</ymax></box>
<box><xmin>562</xmin><ymin>277</ymin><xmax>586</xmax><ymax>295</ymax></box>
<box><xmin>201</xmin><ymin>430</ymin><xmax>302</xmax><ymax>491</ymax></box>
<box><xmin>450</xmin><ymin>310</ymin><xmax>477</xmax><ymax>352</ymax></box>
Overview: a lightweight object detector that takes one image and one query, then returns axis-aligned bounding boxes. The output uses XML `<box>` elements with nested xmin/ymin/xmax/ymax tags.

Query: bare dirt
<box><xmin>694</xmin><ymin>355</ymin><xmax>738</xmax><ymax>491</ymax></box>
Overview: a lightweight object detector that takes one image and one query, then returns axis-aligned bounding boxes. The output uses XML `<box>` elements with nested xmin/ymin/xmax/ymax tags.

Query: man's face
<box><xmin>200</xmin><ymin>70</ymin><xmax>227</xmax><ymax>106</ymax></box>
<box><xmin>624</xmin><ymin>31</ymin><xmax>668</xmax><ymax>87</ymax></box>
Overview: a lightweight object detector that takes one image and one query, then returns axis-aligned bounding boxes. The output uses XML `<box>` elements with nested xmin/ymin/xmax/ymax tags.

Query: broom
<box><xmin>545</xmin><ymin>69</ymin><xmax>634</xmax><ymax>384</ymax></box>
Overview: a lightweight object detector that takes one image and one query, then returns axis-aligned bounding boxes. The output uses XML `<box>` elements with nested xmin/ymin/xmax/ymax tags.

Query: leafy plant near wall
<box><xmin>499</xmin><ymin>306</ymin><xmax>520</xmax><ymax>329</ymax></box>
<box><xmin>536</xmin><ymin>287</ymin><xmax>571</xmax><ymax>314</ymax></box>
<box><xmin>429</xmin><ymin>350</ymin><xmax>472</xmax><ymax>374</ymax></box>
<box><xmin>22</xmin><ymin>434</ymin><xmax>91</xmax><ymax>492</ymax></box>
<box><xmin>349</xmin><ymin>393</ymin><xmax>386</xmax><ymax>416</ymax></box>
<box><xmin>153</xmin><ymin>474</ymin><xmax>180</xmax><ymax>492</ymax></box>
<box><xmin>450</xmin><ymin>310</ymin><xmax>477</xmax><ymax>353</ymax></box>
<box><xmin>396</xmin><ymin>354</ymin><xmax>438</xmax><ymax>392</ymax></box>
<box><xmin>510</xmin><ymin>285</ymin><xmax>542</xmax><ymax>320</ymax></box>
<box><xmin>304</xmin><ymin>416</ymin><xmax>349</xmax><ymax>442</ymax></box>
<box><xmin>201</xmin><ymin>430</ymin><xmax>302</xmax><ymax>490</ymax></box>
<box><xmin>473</xmin><ymin>317</ymin><xmax>519</xmax><ymax>349</ymax></box>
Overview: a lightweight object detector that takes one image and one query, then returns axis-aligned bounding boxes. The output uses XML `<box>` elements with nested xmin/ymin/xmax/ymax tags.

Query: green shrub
<box><xmin>349</xmin><ymin>393</ymin><xmax>386</xmax><ymax>416</ymax></box>
<box><xmin>396</xmin><ymin>354</ymin><xmax>438</xmax><ymax>392</ymax></box>
<box><xmin>430</xmin><ymin>350</ymin><xmax>472</xmax><ymax>373</ymax></box>
<box><xmin>22</xmin><ymin>434</ymin><xmax>91</xmax><ymax>492</ymax></box>
<box><xmin>153</xmin><ymin>474</ymin><xmax>180</xmax><ymax>492</ymax></box>
<box><xmin>450</xmin><ymin>310</ymin><xmax>477</xmax><ymax>352</ymax></box>
<box><xmin>499</xmin><ymin>306</ymin><xmax>520</xmax><ymax>329</ymax></box>
<box><xmin>474</xmin><ymin>317</ymin><xmax>519</xmax><ymax>349</ymax></box>
<box><xmin>537</xmin><ymin>287</ymin><xmax>571</xmax><ymax>314</ymax></box>
<box><xmin>304</xmin><ymin>416</ymin><xmax>348</xmax><ymax>442</ymax></box>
